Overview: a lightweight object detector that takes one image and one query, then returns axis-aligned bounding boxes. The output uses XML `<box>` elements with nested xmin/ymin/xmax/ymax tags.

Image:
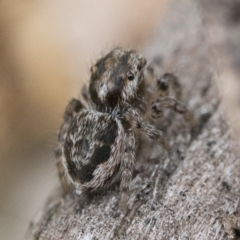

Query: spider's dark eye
<box><xmin>127</xmin><ymin>71</ymin><xmax>135</xmax><ymax>81</ymax></box>
<box><xmin>157</xmin><ymin>77</ymin><xmax>169</xmax><ymax>91</ymax></box>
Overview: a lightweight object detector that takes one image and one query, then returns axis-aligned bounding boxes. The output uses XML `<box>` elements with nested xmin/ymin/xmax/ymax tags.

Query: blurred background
<box><xmin>0</xmin><ymin>1</ymin><xmax>240</xmax><ymax>239</ymax></box>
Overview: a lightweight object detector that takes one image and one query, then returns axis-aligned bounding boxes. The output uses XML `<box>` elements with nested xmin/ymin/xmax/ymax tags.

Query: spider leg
<box><xmin>119</xmin><ymin>129</ymin><xmax>135</xmax><ymax>210</ymax></box>
<box><xmin>152</xmin><ymin>97</ymin><xmax>195</xmax><ymax>129</ymax></box>
<box><xmin>123</xmin><ymin>106</ymin><xmax>169</xmax><ymax>151</ymax></box>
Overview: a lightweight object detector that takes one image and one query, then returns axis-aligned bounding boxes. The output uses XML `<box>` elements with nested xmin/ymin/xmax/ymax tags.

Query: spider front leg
<box><xmin>123</xmin><ymin>106</ymin><xmax>169</xmax><ymax>152</ymax></box>
<box><xmin>119</xmin><ymin>129</ymin><xmax>135</xmax><ymax>210</ymax></box>
<box><xmin>152</xmin><ymin>97</ymin><xmax>195</xmax><ymax>129</ymax></box>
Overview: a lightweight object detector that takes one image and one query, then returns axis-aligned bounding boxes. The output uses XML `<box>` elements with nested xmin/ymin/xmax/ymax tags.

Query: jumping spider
<box><xmin>55</xmin><ymin>48</ymin><xmax>194</xmax><ymax>210</ymax></box>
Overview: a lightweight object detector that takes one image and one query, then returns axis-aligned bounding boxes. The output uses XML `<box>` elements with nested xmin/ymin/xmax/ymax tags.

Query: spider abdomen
<box><xmin>63</xmin><ymin>110</ymin><xmax>124</xmax><ymax>190</ymax></box>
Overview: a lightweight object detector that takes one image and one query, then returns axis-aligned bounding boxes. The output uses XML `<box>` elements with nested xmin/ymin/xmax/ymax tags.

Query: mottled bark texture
<box><xmin>25</xmin><ymin>0</ymin><xmax>240</xmax><ymax>239</ymax></box>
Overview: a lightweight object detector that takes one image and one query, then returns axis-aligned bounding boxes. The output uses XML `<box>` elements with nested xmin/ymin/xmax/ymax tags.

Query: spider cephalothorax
<box><xmin>89</xmin><ymin>48</ymin><xmax>146</xmax><ymax>110</ymax></box>
<box><xmin>55</xmin><ymin>48</ymin><xmax>194</xmax><ymax>210</ymax></box>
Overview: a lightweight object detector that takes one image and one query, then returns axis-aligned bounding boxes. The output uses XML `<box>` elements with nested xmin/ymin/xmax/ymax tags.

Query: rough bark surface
<box><xmin>25</xmin><ymin>1</ymin><xmax>240</xmax><ymax>239</ymax></box>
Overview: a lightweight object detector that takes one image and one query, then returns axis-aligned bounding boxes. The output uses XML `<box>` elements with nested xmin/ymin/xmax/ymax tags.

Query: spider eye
<box><xmin>157</xmin><ymin>77</ymin><xmax>169</xmax><ymax>91</ymax></box>
<box><xmin>127</xmin><ymin>71</ymin><xmax>134</xmax><ymax>81</ymax></box>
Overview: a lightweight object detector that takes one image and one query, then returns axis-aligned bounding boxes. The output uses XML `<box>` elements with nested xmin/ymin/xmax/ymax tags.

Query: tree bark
<box><xmin>25</xmin><ymin>0</ymin><xmax>240</xmax><ymax>239</ymax></box>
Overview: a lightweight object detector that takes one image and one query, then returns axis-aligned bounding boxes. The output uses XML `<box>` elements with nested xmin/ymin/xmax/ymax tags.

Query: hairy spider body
<box><xmin>55</xmin><ymin>48</ymin><xmax>193</xmax><ymax>209</ymax></box>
